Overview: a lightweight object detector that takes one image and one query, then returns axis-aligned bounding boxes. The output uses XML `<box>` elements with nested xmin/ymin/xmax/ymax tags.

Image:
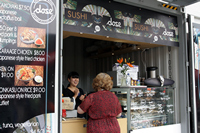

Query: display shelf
<box><xmin>131</xmin><ymin>114</ymin><xmax>167</xmax><ymax>121</ymax></box>
<box><xmin>111</xmin><ymin>88</ymin><xmax>131</xmax><ymax>132</ymax></box>
<box><xmin>111</xmin><ymin>87</ymin><xmax>175</xmax><ymax>132</ymax></box>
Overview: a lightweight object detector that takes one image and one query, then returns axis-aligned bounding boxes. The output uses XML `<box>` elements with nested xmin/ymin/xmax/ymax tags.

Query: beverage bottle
<box><xmin>137</xmin><ymin>80</ymin><xmax>140</xmax><ymax>86</ymax></box>
<box><xmin>126</xmin><ymin>73</ymin><xmax>131</xmax><ymax>86</ymax></box>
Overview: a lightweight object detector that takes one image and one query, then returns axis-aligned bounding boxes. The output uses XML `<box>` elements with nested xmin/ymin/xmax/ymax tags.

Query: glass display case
<box><xmin>111</xmin><ymin>87</ymin><xmax>175</xmax><ymax>132</ymax></box>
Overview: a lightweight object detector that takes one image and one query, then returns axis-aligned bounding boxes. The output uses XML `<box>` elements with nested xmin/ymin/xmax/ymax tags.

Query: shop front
<box><xmin>0</xmin><ymin>0</ymin><xmax>192</xmax><ymax>133</ymax></box>
<box><xmin>61</xmin><ymin>0</ymin><xmax>188</xmax><ymax>133</ymax></box>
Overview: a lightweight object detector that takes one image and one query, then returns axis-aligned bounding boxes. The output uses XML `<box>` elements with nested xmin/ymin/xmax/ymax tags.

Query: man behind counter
<box><xmin>62</xmin><ymin>71</ymin><xmax>86</xmax><ymax>118</ymax></box>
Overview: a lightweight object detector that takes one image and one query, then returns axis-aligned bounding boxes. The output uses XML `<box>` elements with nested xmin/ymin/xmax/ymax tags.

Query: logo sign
<box><xmin>162</xmin><ymin>29</ymin><xmax>174</xmax><ymax>37</ymax></box>
<box><xmin>106</xmin><ymin>18</ymin><xmax>121</xmax><ymax>28</ymax></box>
<box><xmin>30</xmin><ymin>0</ymin><xmax>56</xmax><ymax>24</ymax></box>
<box><xmin>94</xmin><ymin>25</ymin><xmax>100</xmax><ymax>33</ymax></box>
<box><xmin>153</xmin><ymin>36</ymin><xmax>158</xmax><ymax>42</ymax></box>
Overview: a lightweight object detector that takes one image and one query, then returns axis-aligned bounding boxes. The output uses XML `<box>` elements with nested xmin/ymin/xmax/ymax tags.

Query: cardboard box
<box><xmin>112</xmin><ymin>63</ymin><xmax>139</xmax><ymax>72</ymax></box>
<box><xmin>127</xmin><ymin>70</ymin><xmax>138</xmax><ymax>80</ymax></box>
<box><xmin>112</xmin><ymin>63</ymin><xmax>124</xmax><ymax>71</ymax></box>
<box><xmin>62</xmin><ymin>97</ymin><xmax>75</xmax><ymax>110</ymax></box>
<box><xmin>107</xmin><ymin>69</ymin><xmax>138</xmax><ymax>87</ymax></box>
<box><xmin>66</xmin><ymin>110</ymin><xmax>77</xmax><ymax>118</ymax></box>
<box><xmin>107</xmin><ymin>71</ymin><xmax>123</xmax><ymax>87</ymax></box>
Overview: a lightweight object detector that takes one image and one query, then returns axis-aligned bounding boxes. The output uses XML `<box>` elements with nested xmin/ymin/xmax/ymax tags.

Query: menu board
<box><xmin>0</xmin><ymin>0</ymin><xmax>57</xmax><ymax>133</ymax></box>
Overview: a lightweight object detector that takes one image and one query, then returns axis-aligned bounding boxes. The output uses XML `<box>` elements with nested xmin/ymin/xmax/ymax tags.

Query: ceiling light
<box><xmin>157</xmin><ymin>0</ymin><xmax>169</xmax><ymax>4</ymax></box>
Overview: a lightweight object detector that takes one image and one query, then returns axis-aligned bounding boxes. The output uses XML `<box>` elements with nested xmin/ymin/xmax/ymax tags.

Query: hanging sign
<box><xmin>63</xmin><ymin>0</ymin><xmax>179</xmax><ymax>47</ymax></box>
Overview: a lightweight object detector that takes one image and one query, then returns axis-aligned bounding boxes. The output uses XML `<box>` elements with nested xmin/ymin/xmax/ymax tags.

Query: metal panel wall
<box><xmin>62</xmin><ymin>36</ymin><xmax>179</xmax><ymax>101</ymax></box>
<box><xmin>63</xmin><ymin>37</ymin><xmax>96</xmax><ymax>94</ymax></box>
<box><xmin>96</xmin><ymin>46</ymin><xmax>179</xmax><ymax>86</ymax></box>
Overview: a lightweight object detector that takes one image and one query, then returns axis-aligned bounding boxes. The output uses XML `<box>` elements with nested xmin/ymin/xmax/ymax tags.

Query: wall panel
<box><xmin>63</xmin><ymin>36</ymin><xmax>179</xmax><ymax>93</ymax></box>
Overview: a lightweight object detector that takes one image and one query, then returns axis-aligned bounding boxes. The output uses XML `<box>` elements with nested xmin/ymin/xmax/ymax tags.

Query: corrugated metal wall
<box><xmin>63</xmin><ymin>36</ymin><xmax>179</xmax><ymax>94</ymax></box>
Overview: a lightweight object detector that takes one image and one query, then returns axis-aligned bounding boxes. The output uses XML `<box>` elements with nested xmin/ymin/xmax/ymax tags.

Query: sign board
<box><xmin>63</xmin><ymin>0</ymin><xmax>179</xmax><ymax>47</ymax></box>
<box><xmin>0</xmin><ymin>0</ymin><xmax>58</xmax><ymax>132</ymax></box>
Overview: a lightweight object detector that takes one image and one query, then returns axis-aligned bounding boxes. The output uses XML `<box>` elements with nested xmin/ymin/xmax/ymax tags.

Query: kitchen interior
<box><xmin>61</xmin><ymin>31</ymin><xmax>179</xmax><ymax>133</ymax></box>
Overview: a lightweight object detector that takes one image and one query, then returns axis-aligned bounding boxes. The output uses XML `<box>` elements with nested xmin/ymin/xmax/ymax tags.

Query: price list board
<box><xmin>0</xmin><ymin>0</ymin><xmax>57</xmax><ymax>133</ymax></box>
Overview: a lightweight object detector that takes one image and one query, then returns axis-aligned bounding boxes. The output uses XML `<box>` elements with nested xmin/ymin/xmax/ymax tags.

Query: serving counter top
<box><xmin>62</xmin><ymin>118</ymin><xmax>86</xmax><ymax>123</ymax></box>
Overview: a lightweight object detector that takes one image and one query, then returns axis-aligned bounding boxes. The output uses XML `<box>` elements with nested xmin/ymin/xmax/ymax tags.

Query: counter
<box><xmin>62</xmin><ymin>118</ymin><xmax>127</xmax><ymax>133</ymax></box>
<box><xmin>62</xmin><ymin>118</ymin><xmax>87</xmax><ymax>133</ymax></box>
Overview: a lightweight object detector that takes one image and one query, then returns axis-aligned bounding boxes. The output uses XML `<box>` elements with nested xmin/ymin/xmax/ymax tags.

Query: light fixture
<box><xmin>132</xmin><ymin>44</ymin><xmax>137</xmax><ymax>50</ymax></box>
<box><xmin>157</xmin><ymin>0</ymin><xmax>169</xmax><ymax>4</ymax></box>
<box><xmin>106</xmin><ymin>36</ymin><xmax>109</xmax><ymax>38</ymax></box>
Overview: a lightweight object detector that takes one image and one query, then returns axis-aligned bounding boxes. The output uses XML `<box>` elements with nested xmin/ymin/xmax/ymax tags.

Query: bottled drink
<box><xmin>126</xmin><ymin>73</ymin><xmax>131</xmax><ymax>86</ymax></box>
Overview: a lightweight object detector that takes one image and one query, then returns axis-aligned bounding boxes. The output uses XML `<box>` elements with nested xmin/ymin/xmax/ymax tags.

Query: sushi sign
<box><xmin>66</xmin><ymin>10</ymin><xmax>88</xmax><ymax>20</ymax></box>
<box><xmin>63</xmin><ymin>0</ymin><xmax>179</xmax><ymax>47</ymax></box>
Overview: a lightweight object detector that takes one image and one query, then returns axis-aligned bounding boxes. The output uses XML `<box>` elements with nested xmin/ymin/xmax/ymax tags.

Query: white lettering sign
<box><xmin>106</xmin><ymin>18</ymin><xmax>121</xmax><ymax>28</ymax></box>
<box><xmin>33</xmin><ymin>5</ymin><xmax>53</xmax><ymax>15</ymax></box>
<box><xmin>162</xmin><ymin>29</ymin><xmax>174</xmax><ymax>37</ymax></box>
<box><xmin>30</xmin><ymin>0</ymin><xmax>56</xmax><ymax>25</ymax></box>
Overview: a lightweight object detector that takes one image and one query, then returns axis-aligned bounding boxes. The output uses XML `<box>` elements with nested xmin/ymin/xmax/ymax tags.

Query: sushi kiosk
<box><xmin>61</xmin><ymin>0</ymin><xmax>187</xmax><ymax>133</ymax></box>
<box><xmin>0</xmin><ymin>0</ymin><xmax>197</xmax><ymax>133</ymax></box>
<box><xmin>0</xmin><ymin>0</ymin><xmax>60</xmax><ymax>133</ymax></box>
